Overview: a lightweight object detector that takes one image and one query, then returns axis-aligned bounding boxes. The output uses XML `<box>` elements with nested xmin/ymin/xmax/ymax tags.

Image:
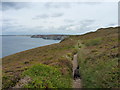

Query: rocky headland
<box><xmin>31</xmin><ymin>35</ymin><xmax>69</xmax><ymax>40</ymax></box>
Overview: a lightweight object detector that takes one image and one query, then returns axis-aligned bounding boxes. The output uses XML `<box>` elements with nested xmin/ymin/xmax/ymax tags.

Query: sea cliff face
<box><xmin>31</xmin><ymin>35</ymin><xmax>69</xmax><ymax>40</ymax></box>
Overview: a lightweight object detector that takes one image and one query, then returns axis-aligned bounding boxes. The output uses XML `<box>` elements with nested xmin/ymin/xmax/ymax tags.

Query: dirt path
<box><xmin>72</xmin><ymin>54</ymin><xmax>82</xmax><ymax>88</ymax></box>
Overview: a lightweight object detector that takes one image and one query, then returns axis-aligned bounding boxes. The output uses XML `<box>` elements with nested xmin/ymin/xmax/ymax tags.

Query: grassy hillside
<box><xmin>77</xmin><ymin>27</ymin><xmax>119</xmax><ymax>88</ymax></box>
<box><xmin>2</xmin><ymin>27</ymin><xmax>119</xmax><ymax>88</ymax></box>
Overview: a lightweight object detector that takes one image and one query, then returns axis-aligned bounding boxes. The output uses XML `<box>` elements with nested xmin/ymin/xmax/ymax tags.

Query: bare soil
<box><xmin>72</xmin><ymin>54</ymin><xmax>82</xmax><ymax>88</ymax></box>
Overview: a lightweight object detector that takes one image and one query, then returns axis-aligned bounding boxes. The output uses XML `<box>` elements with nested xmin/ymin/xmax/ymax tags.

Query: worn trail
<box><xmin>72</xmin><ymin>54</ymin><xmax>82</xmax><ymax>88</ymax></box>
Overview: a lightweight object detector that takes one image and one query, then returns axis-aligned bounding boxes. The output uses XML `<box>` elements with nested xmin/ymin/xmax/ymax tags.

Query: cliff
<box><xmin>31</xmin><ymin>35</ymin><xmax>69</xmax><ymax>40</ymax></box>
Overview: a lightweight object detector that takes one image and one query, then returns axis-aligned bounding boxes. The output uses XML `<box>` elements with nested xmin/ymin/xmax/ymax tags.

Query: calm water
<box><xmin>1</xmin><ymin>36</ymin><xmax>60</xmax><ymax>58</ymax></box>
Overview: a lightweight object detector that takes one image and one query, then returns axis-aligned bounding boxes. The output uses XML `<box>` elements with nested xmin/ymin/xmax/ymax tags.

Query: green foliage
<box><xmin>85</xmin><ymin>38</ymin><xmax>102</xmax><ymax>46</ymax></box>
<box><xmin>78</xmin><ymin>56</ymin><xmax>119</xmax><ymax>88</ymax></box>
<box><xmin>22</xmin><ymin>64</ymin><xmax>72</xmax><ymax>88</ymax></box>
<box><xmin>78</xmin><ymin>27</ymin><xmax>119</xmax><ymax>88</ymax></box>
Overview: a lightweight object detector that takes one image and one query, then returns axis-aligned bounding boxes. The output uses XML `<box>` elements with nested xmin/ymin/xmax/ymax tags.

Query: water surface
<box><xmin>1</xmin><ymin>36</ymin><xmax>60</xmax><ymax>58</ymax></box>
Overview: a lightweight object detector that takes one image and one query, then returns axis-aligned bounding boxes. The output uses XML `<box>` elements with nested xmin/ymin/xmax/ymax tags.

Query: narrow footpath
<box><xmin>72</xmin><ymin>54</ymin><xmax>82</xmax><ymax>88</ymax></box>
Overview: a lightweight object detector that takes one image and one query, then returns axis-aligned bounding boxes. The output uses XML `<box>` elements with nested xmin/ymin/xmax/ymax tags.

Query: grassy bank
<box><xmin>2</xmin><ymin>27</ymin><xmax>119</xmax><ymax>88</ymax></box>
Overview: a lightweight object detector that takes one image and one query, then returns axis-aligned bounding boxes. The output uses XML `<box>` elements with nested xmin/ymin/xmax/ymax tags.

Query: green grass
<box><xmin>22</xmin><ymin>64</ymin><xmax>72</xmax><ymax>88</ymax></box>
<box><xmin>77</xmin><ymin>27</ymin><xmax>119</xmax><ymax>88</ymax></box>
<box><xmin>78</xmin><ymin>54</ymin><xmax>119</xmax><ymax>88</ymax></box>
<box><xmin>84</xmin><ymin>37</ymin><xmax>102</xmax><ymax>46</ymax></box>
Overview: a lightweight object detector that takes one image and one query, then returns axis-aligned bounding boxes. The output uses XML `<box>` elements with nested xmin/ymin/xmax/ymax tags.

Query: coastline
<box><xmin>2</xmin><ymin>27</ymin><xmax>119</xmax><ymax>88</ymax></box>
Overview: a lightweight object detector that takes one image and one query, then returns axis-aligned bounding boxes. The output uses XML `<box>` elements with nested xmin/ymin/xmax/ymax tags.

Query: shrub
<box><xmin>22</xmin><ymin>64</ymin><xmax>72</xmax><ymax>88</ymax></box>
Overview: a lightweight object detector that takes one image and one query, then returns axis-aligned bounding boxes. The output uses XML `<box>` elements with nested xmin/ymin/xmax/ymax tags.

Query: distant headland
<box><xmin>31</xmin><ymin>35</ymin><xmax>69</xmax><ymax>40</ymax></box>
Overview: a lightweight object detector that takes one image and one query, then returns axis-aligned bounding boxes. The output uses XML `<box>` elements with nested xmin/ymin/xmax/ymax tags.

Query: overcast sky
<box><xmin>1</xmin><ymin>1</ymin><xmax>118</xmax><ymax>35</ymax></box>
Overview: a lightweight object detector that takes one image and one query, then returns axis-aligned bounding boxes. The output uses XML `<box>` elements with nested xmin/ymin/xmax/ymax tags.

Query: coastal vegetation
<box><xmin>2</xmin><ymin>27</ymin><xmax>119</xmax><ymax>88</ymax></box>
<box><xmin>22</xmin><ymin>64</ymin><xmax>72</xmax><ymax>88</ymax></box>
<box><xmin>77</xmin><ymin>27</ymin><xmax>119</xmax><ymax>88</ymax></box>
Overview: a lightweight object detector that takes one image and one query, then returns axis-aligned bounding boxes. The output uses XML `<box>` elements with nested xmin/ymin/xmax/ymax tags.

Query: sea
<box><xmin>0</xmin><ymin>36</ymin><xmax>60</xmax><ymax>58</ymax></box>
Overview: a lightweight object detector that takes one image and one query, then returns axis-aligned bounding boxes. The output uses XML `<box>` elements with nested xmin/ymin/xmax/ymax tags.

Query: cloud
<box><xmin>32</xmin><ymin>14</ymin><xmax>49</xmax><ymax>19</ymax></box>
<box><xmin>79</xmin><ymin>19</ymin><xmax>95</xmax><ymax>26</ymax></box>
<box><xmin>0</xmin><ymin>3</ymin><xmax>2</xmax><ymax>11</ymax></box>
<box><xmin>77</xmin><ymin>2</ymin><xmax>102</xmax><ymax>5</ymax></box>
<box><xmin>2</xmin><ymin>2</ymin><xmax>117</xmax><ymax>35</ymax></box>
<box><xmin>51</xmin><ymin>13</ymin><xmax>63</xmax><ymax>17</ymax></box>
<box><xmin>55</xmin><ymin>19</ymin><xmax>95</xmax><ymax>34</ymax></box>
<box><xmin>38</xmin><ymin>19</ymin><xmax>95</xmax><ymax>34</ymax></box>
<box><xmin>3</xmin><ymin>19</ymin><xmax>95</xmax><ymax>35</ymax></box>
<box><xmin>2</xmin><ymin>18</ymin><xmax>27</xmax><ymax>35</ymax></box>
<box><xmin>3</xmin><ymin>18</ymin><xmax>15</xmax><ymax>22</ymax></box>
<box><xmin>2</xmin><ymin>2</ymin><xmax>29</xmax><ymax>11</ymax></box>
<box><xmin>44</xmin><ymin>2</ymin><xmax>70</xmax><ymax>9</ymax></box>
<box><xmin>3</xmin><ymin>21</ymin><xmax>24</xmax><ymax>30</ymax></box>
<box><xmin>33</xmin><ymin>14</ymin><xmax>49</xmax><ymax>19</ymax></box>
<box><xmin>108</xmin><ymin>23</ymin><xmax>118</xmax><ymax>27</ymax></box>
<box><xmin>64</xmin><ymin>19</ymin><xmax>75</xmax><ymax>23</ymax></box>
<box><xmin>33</xmin><ymin>13</ymin><xmax>63</xmax><ymax>19</ymax></box>
<box><xmin>2</xmin><ymin>24</ymin><xmax>29</xmax><ymax>35</ymax></box>
<box><xmin>3</xmin><ymin>18</ymin><xmax>19</xmax><ymax>27</ymax></box>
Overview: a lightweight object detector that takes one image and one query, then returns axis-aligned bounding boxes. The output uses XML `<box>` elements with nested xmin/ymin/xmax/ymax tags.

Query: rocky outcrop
<box><xmin>31</xmin><ymin>35</ymin><xmax>69</xmax><ymax>40</ymax></box>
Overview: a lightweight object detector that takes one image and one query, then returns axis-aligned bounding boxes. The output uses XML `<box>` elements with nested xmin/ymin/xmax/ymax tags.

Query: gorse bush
<box><xmin>22</xmin><ymin>64</ymin><xmax>72</xmax><ymax>88</ymax></box>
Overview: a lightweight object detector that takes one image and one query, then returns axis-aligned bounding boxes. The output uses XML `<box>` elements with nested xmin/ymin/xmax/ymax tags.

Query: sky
<box><xmin>1</xmin><ymin>1</ymin><xmax>118</xmax><ymax>35</ymax></box>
